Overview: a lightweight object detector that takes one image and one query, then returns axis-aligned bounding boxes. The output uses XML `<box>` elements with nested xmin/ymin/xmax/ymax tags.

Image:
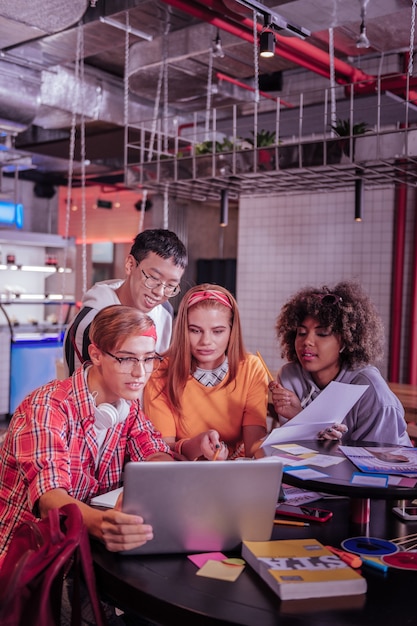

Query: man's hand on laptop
<box><xmin>100</xmin><ymin>492</ymin><xmax>154</xmax><ymax>552</ymax></box>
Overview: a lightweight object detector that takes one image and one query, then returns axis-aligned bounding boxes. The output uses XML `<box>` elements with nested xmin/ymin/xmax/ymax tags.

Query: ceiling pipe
<box><xmin>161</xmin><ymin>0</ymin><xmax>417</xmax><ymax>102</ymax></box>
<box><xmin>216</xmin><ymin>72</ymin><xmax>294</xmax><ymax>107</ymax></box>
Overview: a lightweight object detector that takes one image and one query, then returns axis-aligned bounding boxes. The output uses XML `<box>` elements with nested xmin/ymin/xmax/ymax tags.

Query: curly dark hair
<box><xmin>276</xmin><ymin>281</ymin><xmax>384</xmax><ymax>368</ymax></box>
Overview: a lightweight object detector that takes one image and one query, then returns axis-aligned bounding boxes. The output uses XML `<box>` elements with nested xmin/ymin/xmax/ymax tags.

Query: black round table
<box><xmin>262</xmin><ymin>439</ymin><xmax>417</xmax><ymax>500</ymax></box>
<box><xmin>93</xmin><ymin>498</ymin><xmax>417</xmax><ymax>626</ymax></box>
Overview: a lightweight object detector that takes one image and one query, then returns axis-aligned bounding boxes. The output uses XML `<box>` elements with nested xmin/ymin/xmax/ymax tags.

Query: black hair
<box><xmin>130</xmin><ymin>229</ymin><xmax>187</xmax><ymax>269</ymax></box>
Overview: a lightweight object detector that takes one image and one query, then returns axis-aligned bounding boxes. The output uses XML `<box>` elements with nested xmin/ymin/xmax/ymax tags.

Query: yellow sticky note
<box><xmin>196</xmin><ymin>559</ymin><xmax>245</xmax><ymax>582</ymax></box>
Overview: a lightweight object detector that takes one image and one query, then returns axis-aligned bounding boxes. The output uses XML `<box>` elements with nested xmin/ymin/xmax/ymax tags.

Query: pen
<box><xmin>325</xmin><ymin>545</ymin><xmax>362</xmax><ymax>568</ymax></box>
<box><xmin>274</xmin><ymin>519</ymin><xmax>310</xmax><ymax>527</ymax></box>
<box><xmin>256</xmin><ymin>351</ymin><xmax>275</xmax><ymax>383</ymax></box>
<box><xmin>361</xmin><ymin>557</ymin><xmax>389</xmax><ymax>573</ymax></box>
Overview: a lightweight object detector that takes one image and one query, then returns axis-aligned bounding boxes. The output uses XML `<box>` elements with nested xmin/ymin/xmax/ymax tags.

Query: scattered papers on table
<box><xmin>350</xmin><ymin>472</ymin><xmax>389</xmax><ymax>487</ymax></box>
<box><xmin>261</xmin><ymin>382</ymin><xmax>368</xmax><ymax>446</ymax></box>
<box><xmin>339</xmin><ymin>445</ymin><xmax>417</xmax><ymax>477</ymax></box>
<box><xmin>281</xmin><ymin>485</ymin><xmax>323</xmax><ymax>505</ymax></box>
<box><xmin>284</xmin><ymin>466</ymin><xmax>329</xmax><ymax>481</ymax></box>
<box><xmin>188</xmin><ymin>552</ymin><xmax>226</xmax><ymax>568</ymax></box>
<box><xmin>268</xmin><ymin>443</ymin><xmax>346</xmax><ymax>469</ymax></box>
<box><xmin>196</xmin><ymin>559</ymin><xmax>245</xmax><ymax>582</ymax></box>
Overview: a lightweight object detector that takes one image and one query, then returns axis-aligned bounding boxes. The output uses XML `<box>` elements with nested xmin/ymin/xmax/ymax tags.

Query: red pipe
<box><xmin>408</xmin><ymin>192</ymin><xmax>417</xmax><ymax>384</ymax></box>
<box><xmin>161</xmin><ymin>0</ymin><xmax>417</xmax><ymax>101</ymax></box>
<box><xmin>389</xmin><ymin>177</ymin><xmax>407</xmax><ymax>382</ymax></box>
<box><xmin>162</xmin><ymin>0</ymin><xmax>367</xmax><ymax>83</ymax></box>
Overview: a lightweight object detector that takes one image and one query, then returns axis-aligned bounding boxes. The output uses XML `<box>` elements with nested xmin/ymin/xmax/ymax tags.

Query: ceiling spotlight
<box><xmin>212</xmin><ymin>29</ymin><xmax>225</xmax><ymax>59</ymax></box>
<box><xmin>260</xmin><ymin>31</ymin><xmax>275</xmax><ymax>58</ymax></box>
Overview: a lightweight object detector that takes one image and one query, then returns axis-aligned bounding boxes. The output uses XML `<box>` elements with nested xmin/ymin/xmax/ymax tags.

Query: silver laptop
<box><xmin>121</xmin><ymin>458</ymin><xmax>283</xmax><ymax>555</ymax></box>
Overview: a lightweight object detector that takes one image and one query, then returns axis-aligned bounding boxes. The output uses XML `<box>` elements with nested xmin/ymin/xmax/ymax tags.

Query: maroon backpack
<box><xmin>0</xmin><ymin>503</ymin><xmax>106</xmax><ymax>625</ymax></box>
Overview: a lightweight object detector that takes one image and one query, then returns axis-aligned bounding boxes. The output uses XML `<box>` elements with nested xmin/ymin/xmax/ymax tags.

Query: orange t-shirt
<box><xmin>143</xmin><ymin>354</ymin><xmax>268</xmax><ymax>455</ymax></box>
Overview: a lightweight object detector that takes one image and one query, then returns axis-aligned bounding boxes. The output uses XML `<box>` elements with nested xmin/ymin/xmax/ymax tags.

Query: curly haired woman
<box><xmin>270</xmin><ymin>281</ymin><xmax>411</xmax><ymax>446</ymax></box>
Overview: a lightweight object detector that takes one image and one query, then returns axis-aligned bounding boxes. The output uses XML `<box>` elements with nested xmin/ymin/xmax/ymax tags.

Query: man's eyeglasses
<box><xmin>313</xmin><ymin>293</ymin><xmax>343</xmax><ymax>306</ymax></box>
<box><xmin>104</xmin><ymin>350</ymin><xmax>162</xmax><ymax>373</ymax></box>
<box><xmin>139</xmin><ymin>266</ymin><xmax>181</xmax><ymax>297</ymax></box>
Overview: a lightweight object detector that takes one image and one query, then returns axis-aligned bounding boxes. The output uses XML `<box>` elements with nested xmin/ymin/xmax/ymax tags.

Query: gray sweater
<box><xmin>278</xmin><ymin>362</ymin><xmax>412</xmax><ymax>446</ymax></box>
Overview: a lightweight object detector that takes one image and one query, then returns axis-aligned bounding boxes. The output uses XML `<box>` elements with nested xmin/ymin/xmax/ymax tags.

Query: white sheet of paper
<box><xmin>284</xmin><ymin>467</ymin><xmax>329</xmax><ymax>480</ymax></box>
<box><xmin>261</xmin><ymin>381</ymin><xmax>368</xmax><ymax>447</ymax></box>
<box><xmin>90</xmin><ymin>486</ymin><xmax>123</xmax><ymax>508</ymax></box>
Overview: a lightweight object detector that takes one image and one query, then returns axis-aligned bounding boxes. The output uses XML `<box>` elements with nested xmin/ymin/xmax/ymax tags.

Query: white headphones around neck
<box><xmin>94</xmin><ymin>398</ymin><xmax>130</xmax><ymax>429</ymax></box>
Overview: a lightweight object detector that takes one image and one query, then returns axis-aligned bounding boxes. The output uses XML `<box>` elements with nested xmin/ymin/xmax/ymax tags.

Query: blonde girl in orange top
<box><xmin>143</xmin><ymin>284</ymin><xmax>268</xmax><ymax>460</ymax></box>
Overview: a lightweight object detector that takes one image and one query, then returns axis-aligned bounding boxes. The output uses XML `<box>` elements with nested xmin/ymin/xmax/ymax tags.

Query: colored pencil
<box><xmin>274</xmin><ymin>519</ymin><xmax>310</xmax><ymax>527</ymax></box>
<box><xmin>256</xmin><ymin>351</ymin><xmax>275</xmax><ymax>383</ymax></box>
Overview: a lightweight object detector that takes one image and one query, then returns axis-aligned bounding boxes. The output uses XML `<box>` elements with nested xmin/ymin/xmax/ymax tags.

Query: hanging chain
<box><xmin>163</xmin><ymin>182</ymin><xmax>169</xmax><ymax>229</ymax></box>
<box><xmin>123</xmin><ymin>9</ymin><xmax>130</xmax><ymax>167</ymax></box>
<box><xmin>253</xmin><ymin>10</ymin><xmax>259</xmax><ymax>159</ymax></box>
<box><xmin>148</xmin><ymin>12</ymin><xmax>170</xmax><ymax>161</ymax></box>
<box><xmin>138</xmin><ymin>188</ymin><xmax>147</xmax><ymax>233</ymax></box>
<box><xmin>78</xmin><ymin>25</ymin><xmax>87</xmax><ymax>297</ymax></box>
<box><xmin>205</xmin><ymin>43</ymin><xmax>214</xmax><ymax>141</ymax></box>
<box><xmin>253</xmin><ymin>11</ymin><xmax>260</xmax><ymax>105</ymax></box>
<box><xmin>409</xmin><ymin>0</ymin><xmax>416</xmax><ymax>77</ymax></box>
<box><xmin>328</xmin><ymin>27</ymin><xmax>337</xmax><ymax>132</ymax></box>
<box><xmin>59</xmin><ymin>21</ymin><xmax>84</xmax><ymax>329</ymax></box>
<box><xmin>148</xmin><ymin>62</ymin><xmax>163</xmax><ymax>162</ymax></box>
<box><xmin>163</xmin><ymin>17</ymin><xmax>170</xmax><ymax>154</ymax></box>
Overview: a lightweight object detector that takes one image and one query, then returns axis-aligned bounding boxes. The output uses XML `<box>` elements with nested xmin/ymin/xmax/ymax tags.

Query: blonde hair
<box><xmin>163</xmin><ymin>284</ymin><xmax>246</xmax><ymax>412</ymax></box>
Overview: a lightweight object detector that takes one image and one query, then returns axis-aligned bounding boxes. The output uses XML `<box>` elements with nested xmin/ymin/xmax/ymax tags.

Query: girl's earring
<box><xmin>339</xmin><ymin>345</ymin><xmax>346</xmax><ymax>354</ymax></box>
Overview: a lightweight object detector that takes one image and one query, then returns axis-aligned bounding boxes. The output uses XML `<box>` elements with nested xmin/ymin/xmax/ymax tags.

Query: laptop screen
<box><xmin>121</xmin><ymin>458</ymin><xmax>283</xmax><ymax>555</ymax></box>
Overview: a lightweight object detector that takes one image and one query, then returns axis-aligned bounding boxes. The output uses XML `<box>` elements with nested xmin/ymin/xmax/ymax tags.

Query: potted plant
<box><xmin>245</xmin><ymin>129</ymin><xmax>277</xmax><ymax>171</ymax></box>
<box><xmin>330</xmin><ymin>119</ymin><xmax>370</xmax><ymax>160</ymax></box>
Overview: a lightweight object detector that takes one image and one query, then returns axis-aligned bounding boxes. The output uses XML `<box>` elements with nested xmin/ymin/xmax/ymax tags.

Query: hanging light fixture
<box><xmin>260</xmin><ymin>31</ymin><xmax>275</xmax><ymax>57</ymax></box>
<box><xmin>356</xmin><ymin>0</ymin><xmax>370</xmax><ymax>49</ymax></box>
<box><xmin>260</xmin><ymin>13</ymin><xmax>275</xmax><ymax>58</ymax></box>
<box><xmin>212</xmin><ymin>28</ymin><xmax>225</xmax><ymax>59</ymax></box>
<box><xmin>220</xmin><ymin>189</ymin><xmax>229</xmax><ymax>227</ymax></box>
<box><xmin>354</xmin><ymin>170</ymin><xmax>364</xmax><ymax>221</ymax></box>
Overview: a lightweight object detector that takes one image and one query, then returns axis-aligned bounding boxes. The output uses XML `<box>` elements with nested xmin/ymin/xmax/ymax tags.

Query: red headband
<box><xmin>187</xmin><ymin>290</ymin><xmax>233</xmax><ymax>309</ymax></box>
<box><xmin>141</xmin><ymin>324</ymin><xmax>157</xmax><ymax>341</ymax></box>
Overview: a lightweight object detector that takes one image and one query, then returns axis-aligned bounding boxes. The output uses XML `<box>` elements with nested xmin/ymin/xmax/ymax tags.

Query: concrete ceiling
<box><xmin>0</xmin><ymin>0</ymin><xmax>415</xmax><ymax>191</ymax></box>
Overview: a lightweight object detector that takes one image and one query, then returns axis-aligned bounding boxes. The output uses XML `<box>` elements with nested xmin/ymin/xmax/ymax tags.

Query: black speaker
<box><xmin>97</xmin><ymin>199</ymin><xmax>113</xmax><ymax>209</ymax></box>
<box><xmin>34</xmin><ymin>182</ymin><xmax>56</xmax><ymax>199</ymax></box>
<box><xmin>134</xmin><ymin>199</ymin><xmax>153</xmax><ymax>211</ymax></box>
<box><xmin>258</xmin><ymin>71</ymin><xmax>283</xmax><ymax>92</ymax></box>
<box><xmin>197</xmin><ymin>259</ymin><xmax>237</xmax><ymax>297</ymax></box>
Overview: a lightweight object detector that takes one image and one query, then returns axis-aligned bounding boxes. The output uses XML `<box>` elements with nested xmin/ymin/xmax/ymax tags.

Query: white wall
<box><xmin>237</xmin><ymin>185</ymin><xmax>416</xmax><ymax>381</ymax></box>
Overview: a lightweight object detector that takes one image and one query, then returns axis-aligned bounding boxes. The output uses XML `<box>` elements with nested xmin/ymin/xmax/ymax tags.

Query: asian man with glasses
<box><xmin>64</xmin><ymin>228</ymin><xmax>187</xmax><ymax>375</ymax></box>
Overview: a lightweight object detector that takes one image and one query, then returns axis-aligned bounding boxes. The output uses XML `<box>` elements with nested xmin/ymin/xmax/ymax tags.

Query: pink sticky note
<box><xmin>188</xmin><ymin>552</ymin><xmax>227</xmax><ymax>568</ymax></box>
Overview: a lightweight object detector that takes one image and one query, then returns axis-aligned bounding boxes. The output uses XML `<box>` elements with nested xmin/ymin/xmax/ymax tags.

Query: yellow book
<box><xmin>241</xmin><ymin>538</ymin><xmax>367</xmax><ymax>601</ymax></box>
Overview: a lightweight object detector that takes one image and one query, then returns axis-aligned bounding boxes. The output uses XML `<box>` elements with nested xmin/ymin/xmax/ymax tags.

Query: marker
<box><xmin>274</xmin><ymin>519</ymin><xmax>310</xmax><ymax>527</ymax></box>
<box><xmin>325</xmin><ymin>545</ymin><xmax>362</xmax><ymax>568</ymax></box>
<box><xmin>361</xmin><ymin>557</ymin><xmax>389</xmax><ymax>573</ymax></box>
